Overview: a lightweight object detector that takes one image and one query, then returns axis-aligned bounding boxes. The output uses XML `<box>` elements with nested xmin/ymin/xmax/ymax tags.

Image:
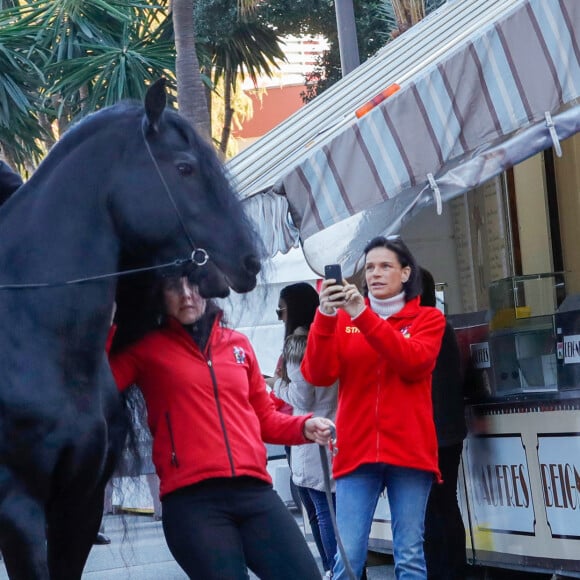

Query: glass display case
<box><xmin>488</xmin><ymin>273</ymin><xmax>566</xmax><ymax>395</ymax></box>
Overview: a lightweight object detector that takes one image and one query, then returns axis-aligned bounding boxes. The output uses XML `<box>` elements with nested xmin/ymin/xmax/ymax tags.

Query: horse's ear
<box><xmin>144</xmin><ymin>78</ymin><xmax>167</xmax><ymax>133</ymax></box>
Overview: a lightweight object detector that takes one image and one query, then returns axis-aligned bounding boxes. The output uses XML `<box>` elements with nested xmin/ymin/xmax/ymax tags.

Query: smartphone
<box><xmin>324</xmin><ymin>264</ymin><xmax>343</xmax><ymax>285</ymax></box>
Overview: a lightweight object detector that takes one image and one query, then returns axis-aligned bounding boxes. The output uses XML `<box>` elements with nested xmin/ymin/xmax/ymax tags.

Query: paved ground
<box><xmin>0</xmin><ymin>508</ymin><xmax>566</xmax><ymax>579</ymax></box>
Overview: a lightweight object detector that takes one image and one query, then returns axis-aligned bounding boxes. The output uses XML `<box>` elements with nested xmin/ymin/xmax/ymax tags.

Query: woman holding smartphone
<box><xmin>302</xmin><ymin>236</ymin><xmax>445</xmax><ymax>580</ymax></box>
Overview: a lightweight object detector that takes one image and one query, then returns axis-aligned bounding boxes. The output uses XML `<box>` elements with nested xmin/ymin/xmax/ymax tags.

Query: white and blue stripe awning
<box><xmin>227</xmin><ymin>0</ymin><xmax>580</xmax><ymax>276</ymax></box>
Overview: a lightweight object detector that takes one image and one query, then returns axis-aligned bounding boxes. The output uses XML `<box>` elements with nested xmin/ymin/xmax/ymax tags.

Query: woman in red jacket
<box><xmin>109</xmin><ymin>274</ymin><xmax>333</xmax><ymax>579</ymax></box>
<box><xmin>301</xmin><ymin>236</ymin><xmax>445</xmax><ymax>580</ymax></box>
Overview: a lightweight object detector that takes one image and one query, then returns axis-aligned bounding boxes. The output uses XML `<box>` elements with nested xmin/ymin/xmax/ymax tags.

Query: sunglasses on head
<box><xmin>276</xmin><ymin>307</ymin><xmax>286</xmax><ymax>319</ymax></box>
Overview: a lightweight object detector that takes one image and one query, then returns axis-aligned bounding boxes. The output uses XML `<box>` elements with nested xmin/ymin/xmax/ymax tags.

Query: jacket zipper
<box><xmin>375</xmin><ymin>372</ymin><xmax>381</xmax><ymax>461</ymax></box>
<box><xmin>165</xmin><ymin>411</ymin><xmax>179</xmax><ymax>467</ymax></box>
<box><xmin>206</xmin><ymin>349</ymin><xmax>236</xmax><ymax>476</ymax></box>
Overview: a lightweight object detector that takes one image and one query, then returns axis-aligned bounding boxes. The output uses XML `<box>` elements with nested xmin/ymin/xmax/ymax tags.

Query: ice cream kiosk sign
<box><xmin>537</xmin><ymin>434</ymin><xmax>580</xmax><ymax>538</ymax></box>
<box><xmin>466</xmin><ymin>435</ymin><xmax>535</xmax><ymax>534</ymax></box>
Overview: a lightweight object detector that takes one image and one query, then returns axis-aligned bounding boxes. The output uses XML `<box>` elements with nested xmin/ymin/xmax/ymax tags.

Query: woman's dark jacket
<box><xmin>432</xmin><ymin>321</ymin><xmax>467</xmax><ymax>447</ymax></box>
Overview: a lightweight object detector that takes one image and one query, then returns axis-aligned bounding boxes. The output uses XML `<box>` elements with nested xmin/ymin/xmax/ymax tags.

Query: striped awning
<box><xmin>229</xmin><ymin>0</ymin><xmax>580</xmax><ymax>276</ymax></box>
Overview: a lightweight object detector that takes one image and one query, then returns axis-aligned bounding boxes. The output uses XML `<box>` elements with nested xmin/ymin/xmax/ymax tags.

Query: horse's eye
<box><xmin>176</xmin><ymin>162</ymin><xmax>194</xmax><ymax>176</ymax></box>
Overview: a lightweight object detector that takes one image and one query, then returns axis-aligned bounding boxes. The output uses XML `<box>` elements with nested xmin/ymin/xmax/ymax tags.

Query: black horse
<box><xmin>0</xmin><ymin>79</ymin><xmax>262</xmax><ymax>579</ymax></box>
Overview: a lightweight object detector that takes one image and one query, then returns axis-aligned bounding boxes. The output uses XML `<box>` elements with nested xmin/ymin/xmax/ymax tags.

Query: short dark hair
<box><xmin>362</xmin><ymin>236</ymin><xmax>422</xmax><ymax>301</ymax></box>
<box><xmin>419</xmin><ymin>267</ymin><xmax>436</xmax><ymax>307</ymax></box>
<box><xmin>279</xmin><ymin>282</ymin><xmax>319</xmax><ymax>338</ymax></box>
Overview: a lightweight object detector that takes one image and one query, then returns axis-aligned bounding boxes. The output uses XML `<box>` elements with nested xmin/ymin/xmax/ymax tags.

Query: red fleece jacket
<box><xmin>109</xmin><ymin>318</ymin><xmax>311</xmax><ymax>498</ymax></box>
<box><xmin>301</xmin><ymin>297</ymin><xmax>444</xmax><ymax>481</ymax></box>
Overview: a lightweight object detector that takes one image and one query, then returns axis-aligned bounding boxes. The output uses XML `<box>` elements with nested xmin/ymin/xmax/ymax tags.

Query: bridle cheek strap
<box><xmin>142</xmin><ymin>122</ymin><xmax>210</xmax><ymax>268</ymax></box>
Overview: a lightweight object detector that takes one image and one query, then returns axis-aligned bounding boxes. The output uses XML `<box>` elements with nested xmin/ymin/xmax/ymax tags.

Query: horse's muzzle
<box><xmin>243</xmin><ymin>255</ymin><xmax>261</xmax><ymax>277</ymax></box>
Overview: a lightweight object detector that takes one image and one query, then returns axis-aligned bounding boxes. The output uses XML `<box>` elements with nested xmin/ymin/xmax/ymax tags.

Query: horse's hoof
<box><xmin>94</xmin><ymin>532</ymin><xmax>111</xmax><ymax>545</ymax></box>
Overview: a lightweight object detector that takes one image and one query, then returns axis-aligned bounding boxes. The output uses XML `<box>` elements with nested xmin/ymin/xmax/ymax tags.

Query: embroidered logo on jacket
<box><xmin>233</xmin><ymin>346</ymin><xmax>246</xmax><ymax>364</ymax></box>
<box><xmin>400</xmin><ymin>326</ymin><xmax>411</xmax><ymax>338</ymax></box>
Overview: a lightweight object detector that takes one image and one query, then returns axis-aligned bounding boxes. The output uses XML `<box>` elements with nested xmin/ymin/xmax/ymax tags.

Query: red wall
<box><xmin>234</xmin><ymin>85</ymin><xmax>306</xmax><ymax>139</ymax></box>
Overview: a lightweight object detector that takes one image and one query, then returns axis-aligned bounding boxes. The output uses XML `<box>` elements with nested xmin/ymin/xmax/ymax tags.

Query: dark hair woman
<box><xmin>361</xmin><ymin>235</ymin><xmax>422</xmax><ymax>300</ymax></box>
<box><xmin>273</xmin><ymin>282</ymin><xmax>338</xmax><ymax>577</ymax></box>
<box><xmin>420</xmin><ymin>268</ymin><xmax>467</xmax><ymax>579</ymax></box>
<box><xmin>279</xmin><ymin>282</ymin><xmax>320</xmax><ymax>338</ymax></box>
<box><xmin>108</xmin><ymin>274</ymin><xmax>334</xmax><ymax>579</ymax></box>
<box><xmin>301</xmin><ymin>236</ymin><xmax>446</xmax><ymax>579</ymax></box>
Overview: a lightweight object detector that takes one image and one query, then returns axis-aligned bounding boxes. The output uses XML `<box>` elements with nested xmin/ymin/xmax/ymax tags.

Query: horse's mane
<box><xmin>28</xmin><ymin>102</ymin><xmax>144</xmax><ymax>185</ymax></box>
<box><xmin>29</xmin><ymin>99</ymin><xmax>232</xmax><ymax>200</ymax></box>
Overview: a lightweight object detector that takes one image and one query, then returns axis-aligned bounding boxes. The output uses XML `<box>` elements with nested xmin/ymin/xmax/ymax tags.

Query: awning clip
<box><xmin>427</xmin><ymin>173</ymin><xmax>442</xmax><ymax>215</ymax></box>
<box><xmin>545</xmin><ymin>112</ymin><xmax>562</xmax><ymax>158</ymax></box>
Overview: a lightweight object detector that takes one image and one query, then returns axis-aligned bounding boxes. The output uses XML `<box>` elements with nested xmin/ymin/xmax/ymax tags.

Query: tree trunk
<box><xmin>201</xmin><ymin>65</ymin><xmax>212</xmax><ymax>130</ymax></box>
<box><xmin>172</xmin><ymin>0</ymin><xmax>211</xmax><ymax>139</ymax></box>
<box><xmin>220</xmin><ymin>69</ymin><xmax>235</xmax><ymax>155</ymax></box>
<box><xmin>391</xmin><ymin>0</ymin><xmax>425</xmax><ymax>34</ymax></box>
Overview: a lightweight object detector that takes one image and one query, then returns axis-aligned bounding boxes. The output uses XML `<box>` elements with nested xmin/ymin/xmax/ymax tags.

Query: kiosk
<box><xmin>455</xmin><ymin>273</ymin><xmax>580</xmax><ymax>576</ymax></box>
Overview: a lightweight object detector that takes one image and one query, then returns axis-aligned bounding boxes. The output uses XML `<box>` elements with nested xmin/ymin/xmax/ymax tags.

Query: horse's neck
<box><xmin>0</xmin><ymin>178</ymin><xmax>119</xmax><ymax>343</ymax></box>
<box><xmin>0</xmin><ymin>178</ymin><xmax>120</xmax><ymax>279</ymax></box>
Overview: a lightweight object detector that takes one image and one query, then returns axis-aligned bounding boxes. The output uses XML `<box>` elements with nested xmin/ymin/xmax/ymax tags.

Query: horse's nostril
<box><xmin>243</xmin><ymin>255</ymin><xmax>261</xmax><ymax>276</ymax></box>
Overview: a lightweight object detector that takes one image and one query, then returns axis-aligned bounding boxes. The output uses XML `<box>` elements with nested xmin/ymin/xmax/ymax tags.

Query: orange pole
<box><xmin>355</xmin><ymin>83</ymin><xmax>401</xmax><ymax>118</ymax></box>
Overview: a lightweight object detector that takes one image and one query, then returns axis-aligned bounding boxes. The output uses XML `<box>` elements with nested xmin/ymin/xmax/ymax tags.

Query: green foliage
<box><xmin>0</xmin><ymin>2</ymin><xmax>48</xmax><ymax>164</ymax></box>
<box><xmin>194</xmin><ymin>0</ymin><xmax>285</xmax><ymax>89</ymax></box>
<box><xmin>193</xmin><ymin>0</ymin><xmax>285</xmax><ymax>152</ymax></box>
<box><xmin>264</xmin><ymin>0</ymin><xmax>447</xmax><ymax>102</ymax></box>
<box><xmin>0</xmin><ymin>0</ymin><xmax>174</xmax><ymax>166</ymax></box>
<box><xmin>257</xmin><ymin>0</ymin><xmax>335</xmax><ymax>37</ymax></box>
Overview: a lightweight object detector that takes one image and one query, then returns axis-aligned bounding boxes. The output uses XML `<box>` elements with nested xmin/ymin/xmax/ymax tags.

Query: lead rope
<box><xmin>0</xmin><ymin>258</ymin><xmax>196</xmax><ymax>290</ymax></box>
<box><xmin>319</xmin><ymin>425</ymin><xmax>357</xmax><ymax>580</ymax></box>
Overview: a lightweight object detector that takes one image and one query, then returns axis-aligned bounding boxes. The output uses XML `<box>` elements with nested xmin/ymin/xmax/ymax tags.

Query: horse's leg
<box><xmin>45</xmin><ymin>485</ymin><xmax>105</xmax><ymax>580</ymax></box>
<box><xmin>0</xmin><ymin>470</ymin><xmax>49</xmax><ymax>580</ymax></box>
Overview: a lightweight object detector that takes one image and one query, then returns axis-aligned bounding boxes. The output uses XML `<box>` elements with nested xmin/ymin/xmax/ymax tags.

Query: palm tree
<box><xmin>172</xmin><ymin>0</ymin><xmax>263</xmax><ymax>139</ymax></box>
<box><xmin>0</xmin><ymin>0</ymin><xmax>174</xmax><ymax>165</ymax></box>
<box><xmin>194</xmin><ymin>0</ymin><xmax>285</xmax><ymax>153</ymax></box>
<box><xmin>0</xmin><ymin>2</ymin><xmax>46</xmax><ymax>167</ymax></box>
<box><xmin>0</xmin><ymin>0</ymin><xmax>281</xmax><ymax>166</ymax></box>
<box><xmin>380</xmin><ymin>0</ymin><xmax>446</xmax><ymax>39</ymax></box>
<box><xmin>172</xmin><ymin>0</ymin><xmax>211</xmax><ymax>136</ymax></box>
<box><xmin>48</xmin><ymin>4</ymin><xmax>174</xmax><ymax>114</ymax></box>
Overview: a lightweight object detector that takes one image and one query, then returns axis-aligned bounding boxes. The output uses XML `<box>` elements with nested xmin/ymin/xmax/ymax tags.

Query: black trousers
<box><xmin>424</xmin><ymin>443</ymin><xmax>466</xmax><ymax>580</ymax></box>
<box><xmin>161</xmin><ymin>476</ymin><xmax>321</xmax><ymax>580</ymax></box>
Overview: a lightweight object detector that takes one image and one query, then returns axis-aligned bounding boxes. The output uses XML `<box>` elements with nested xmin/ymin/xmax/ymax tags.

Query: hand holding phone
<box><xmin>322</xmin><ymin>263</ymin><xmax>365</xmax><ymax>317</ymax></box>
<box><xmin>323</xmin><ymin>264</ymin><xmax>345</xmax><ymax>310</ymax></box>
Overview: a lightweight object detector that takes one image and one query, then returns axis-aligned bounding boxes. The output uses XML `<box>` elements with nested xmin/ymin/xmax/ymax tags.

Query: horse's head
<box><xmin>109</xmin><ymin>79</ymin><xmax>262</xmax><ymax>298</ymax></box>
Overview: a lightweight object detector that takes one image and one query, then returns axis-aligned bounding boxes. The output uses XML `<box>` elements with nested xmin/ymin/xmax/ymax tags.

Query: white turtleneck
<box><xmin>367</xmin><ymin>291</ymin><xmax>406</xmax><ymax>319</ymax></box>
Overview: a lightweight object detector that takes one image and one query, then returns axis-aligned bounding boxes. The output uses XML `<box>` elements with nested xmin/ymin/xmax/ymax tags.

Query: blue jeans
<box><xmin>333</xmin><ymin>463</ymin><xmax>433</xmax><ymax>580</ymax></box>
<box><xmin>297</xmin><ymin>486</ymin><xmax>328</xmax><ymax>570</ymax></box>
<box><xmin>307</xmin><ymin>488</ymin><xmax>337</xmax><ymax>572</ymax></box>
